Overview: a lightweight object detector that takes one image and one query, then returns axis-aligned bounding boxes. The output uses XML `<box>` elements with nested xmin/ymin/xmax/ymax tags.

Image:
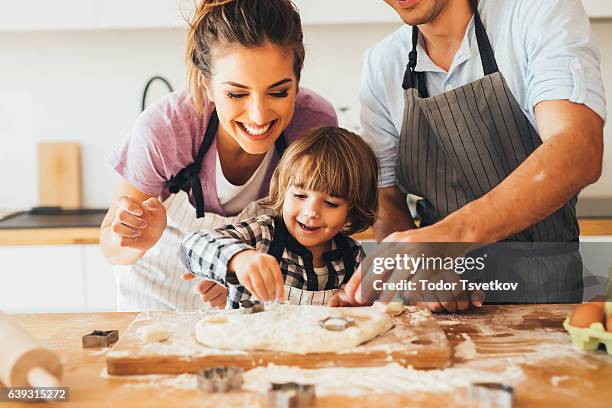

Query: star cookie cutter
<box><xmin>468</xmin><ymin>382</ymin><xmax>514</xmax><ymax>408</ymax></box>
<box><xmin>197</xmin><ymin>366</ymin><xmax>244</xmax><ymax>393</ymax></box>
<box><xmin>318</xmin><ymin>316</ymin><xmax>356</xmax><ymax>331</ymax></box>
<box><xmin>239</xmin><ymin>299</ymin><xmax>265</xmax><ymax>314</ymax></box>
<box><xmin>266</xmin><ymin>382</ymin><xmax>316</xmax><ymax>408</ymax></box>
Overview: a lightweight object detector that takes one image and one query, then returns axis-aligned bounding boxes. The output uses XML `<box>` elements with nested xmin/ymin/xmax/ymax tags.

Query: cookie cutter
<box><xmin>319</xmin><ymin>316</ymin><xmax>356</xmax><ymax>331</ymax></box>
<box><xmin>197</xmin><ymin>366</ymin><xmax>244</xmax><ymax>393</ymax></box>
<box><xmin>240</xmin><ymin>299</ymin><xmax>265</xmax><ymax>314</ymax></box>
<box><xmin>468</xmin><ymin>382</ymin><xmax>514</xmax><ymax>408</ymax></box>
<box><xmin>266</xmin><ymin>382</ymin><xmax>315</xmax><ymax>408</ymax></box>
<box><xmin>82</xmin><ymin>330</ymin><xmax>119</xmax><ymax>348</ymax></box>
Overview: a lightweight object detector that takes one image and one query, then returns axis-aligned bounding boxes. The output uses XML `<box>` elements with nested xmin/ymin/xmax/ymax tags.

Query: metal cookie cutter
<box><xmin>239</xmin><ymin>299</ymin><xmax>265</xmax><ymax>314</ymax></box>
<box><xmin>266</xmin><ymin>382</ymin><xmax>315</xmax><ymax>408</ymax></box>
<box><xmin>468</xmin><ymin>382</ymin><xmax>514</xmax><ymax>408</ymax></box>
<box><xmin>319</xmin><ymin>316</ymin><xmax>356</xmax><ymax>331</ymax></box>
<box><xmin>82</xmin><ymin>330</ymin><xmax>119</xmax><ymax>348</ymax></box>
<box><xmin>197</xmin><ymin>366</ymin><xmax>244</xmax><ymax>393</ymax></box>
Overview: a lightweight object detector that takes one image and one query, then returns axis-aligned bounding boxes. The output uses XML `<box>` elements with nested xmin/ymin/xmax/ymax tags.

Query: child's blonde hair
<box><xmin>265</xmin><ymin>127</ymin><xmax>378</xmax><ymax>235</ymax></box>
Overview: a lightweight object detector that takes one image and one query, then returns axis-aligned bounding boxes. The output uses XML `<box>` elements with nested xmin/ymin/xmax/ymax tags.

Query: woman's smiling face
<box><xmin>204</xmin><ymin>42</ymin><xmax>297</xmax><ymax>155</ymax></box>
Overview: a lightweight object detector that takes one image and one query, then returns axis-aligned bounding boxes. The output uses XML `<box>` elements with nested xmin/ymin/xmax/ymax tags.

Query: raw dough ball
<box><xmin>195</xmin><ymin>304</ymin><xmax>394</xmax><ymax>354</ymax></box>
<box><xmin>138</xmin><ymin>323</ymin><xmax>171</xmax><ymax>343</ymax></box>
<box><xmin>372</xmin><ymin>301</ymin><xmax>404</xmax><ymax>316</ymax></box>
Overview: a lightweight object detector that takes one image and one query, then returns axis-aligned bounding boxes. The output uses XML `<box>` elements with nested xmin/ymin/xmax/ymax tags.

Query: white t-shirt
<box><xmin>216</xmin><ymin>148</ymin><xmax>274</xmax><ymax>214</ymax></box>
<box><xmin>313</xmin><ymin>266</ymin><xmax>330</xmax><ymax>289</ymax></box>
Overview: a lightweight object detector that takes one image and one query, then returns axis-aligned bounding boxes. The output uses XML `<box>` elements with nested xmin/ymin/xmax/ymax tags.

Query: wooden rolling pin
<box><xmin>0</xmin><ymin>313</ymin><xmax>63</xmax><ymax>387</ymax></box>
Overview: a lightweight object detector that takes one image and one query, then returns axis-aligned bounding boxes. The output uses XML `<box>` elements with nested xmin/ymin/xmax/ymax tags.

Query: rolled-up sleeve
<box><xmin>521</xmin><ymin>0</ymin><xmax>607</xmax><ymax>123</ymax></box>
<box><xmin>179</xmin><ymin>216</ymin><xmax>274</xmax><ymax>286</ymax></box>
<box><xmin>359</xmin><ymin>48</ymin><xmax>401</xmax><ymax>188</ymax></box>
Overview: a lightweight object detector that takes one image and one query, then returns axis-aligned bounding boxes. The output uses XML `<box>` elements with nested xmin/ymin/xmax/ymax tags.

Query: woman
<box><xmin>100</xmin><ymin>0</ymin><xmax>337</xmax><ymax>311</ymax></box>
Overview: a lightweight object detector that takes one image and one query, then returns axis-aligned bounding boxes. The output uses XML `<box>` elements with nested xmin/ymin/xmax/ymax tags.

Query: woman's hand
<box><xmin>181</xmin><ymin>273</ymin><xmax>228</xmax><ymax>309</ymax></box>
<box><xmin>110</xmin><ymin>196</ymin><xmax>167</xmax><ymax>252</ymax></box>
<box><xmin>229</xmin><ymin>250</ymin><xmax>285</xmax><ymax>302</ymax></box>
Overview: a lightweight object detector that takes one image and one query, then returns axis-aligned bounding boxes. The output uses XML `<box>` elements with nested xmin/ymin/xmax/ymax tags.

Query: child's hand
<box><xmin>181</xmin><ymin>273</ymin><xmax>228</xmax><ymax>309</ymax></box>
<box><xmin>327</xmin><ymin>290</ymin><xmax>352</xmax><ymax>307</ymax></box>
<box><xmin>229</xmin><ymin>250</ymin><xmax>285</xmax><ymax>302</ymax></box>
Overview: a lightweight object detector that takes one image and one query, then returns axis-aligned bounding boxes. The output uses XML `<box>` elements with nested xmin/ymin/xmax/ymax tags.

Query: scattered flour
<box><xmin>455</xmin><ymin>334</ymin><xmax>477</xmax><ymax>359</ymax></box>
<box><xmin>242</xmin><ymin>363</ymin><xmax>524</xmax><ymax>397</ymax></box>
<box><xmin>550</xmin><ymin>375</ymin><xmax>571</xmax><ymax>386</ymax></box>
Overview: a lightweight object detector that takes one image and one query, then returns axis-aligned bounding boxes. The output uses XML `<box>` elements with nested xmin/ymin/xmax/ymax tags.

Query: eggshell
<box><xmin>570</xmin><ymin>304</ymin><xmax>605</xmax><ymax>328</ymax></box>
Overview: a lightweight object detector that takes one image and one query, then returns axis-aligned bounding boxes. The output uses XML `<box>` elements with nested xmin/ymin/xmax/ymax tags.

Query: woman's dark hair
<box><xmin>186</xmin><ymin>0</ymin><xmax>305</xmax><ymax>114</ymax></box>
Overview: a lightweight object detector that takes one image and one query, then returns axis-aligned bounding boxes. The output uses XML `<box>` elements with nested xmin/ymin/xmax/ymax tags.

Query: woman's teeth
<box><xmin>239</xmin><ymin>121</ymin><xmax>272</xmax><ymax>136</ymax></box>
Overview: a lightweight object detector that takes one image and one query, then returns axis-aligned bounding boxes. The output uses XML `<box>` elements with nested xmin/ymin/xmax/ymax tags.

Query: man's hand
<box><xmin>229</xmin><ymin>250</ymin><xmax>285</xmax><ymax>302</ymax></box>
<box><xmin>340</xmin><ymin>224</ymin><xmax>484</xmax><ymax>312</ymax></box>
<box><xmin>181</xmin><ymin>273</ymin><xmax>228</xmax><ymax>309</ymax></box>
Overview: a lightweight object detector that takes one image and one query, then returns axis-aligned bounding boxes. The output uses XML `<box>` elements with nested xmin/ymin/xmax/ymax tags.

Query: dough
<box><xmin>138</xmin><ymin>323</ymin><xmax>171</xmax><ymax>343</ymax></box>
<box><xmin>195</xmin><ymin>304</ymin><xmax>394</xmax><ymax>354</ymax></box>
<box><xmin>372</xmin><ymin>301</ymin><xmax>405</xmax><ymax>316</ymax></box>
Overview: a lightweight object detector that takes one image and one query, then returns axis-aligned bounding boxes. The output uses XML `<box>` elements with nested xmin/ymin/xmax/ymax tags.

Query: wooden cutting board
<box><xmin>37</xmin><ymin>142</ymin><xmax>81</xmax><ymax>208</ymax></box>
<box><xmin>106</xmin><ymin>306</ymin><xmax>452</xmax><ymax>375</ymax></box>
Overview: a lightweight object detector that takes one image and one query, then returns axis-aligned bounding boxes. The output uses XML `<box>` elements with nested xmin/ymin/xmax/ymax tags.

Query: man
<box><xmin>341</xmin><ymin>0</ymin><xmax>606</xmax><ymax>311</ymax></box>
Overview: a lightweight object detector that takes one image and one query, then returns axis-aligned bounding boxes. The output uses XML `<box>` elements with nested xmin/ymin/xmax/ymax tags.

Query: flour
<box><xmin>455</xmin><ymin>334</ymin><xmax>477</xmax><ymax>359</ymax></box>
<box><xmin>550</xmin><ymin>375</ymin><xmax>571</xmax><ymax>386</ymax></box>
<box><xmin>242</xmin><ymin>363</ymin><xmax>524</xmax><ymax>396</ymax></box>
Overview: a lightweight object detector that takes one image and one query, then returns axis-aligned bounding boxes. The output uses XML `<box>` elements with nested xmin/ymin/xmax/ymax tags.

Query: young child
<box><xmin>179</xmin><ymin>126</ymin><xmax>378</xmax><ymax>308</ymax></box>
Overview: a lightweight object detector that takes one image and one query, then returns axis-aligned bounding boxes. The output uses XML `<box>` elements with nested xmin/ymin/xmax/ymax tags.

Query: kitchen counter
<box><xmin>5</xmin><ymin>305</ymin><xmax>611</xmax><ymax>407</ymax></box>
<box><xmin>0</xmin><ymin>219</ymin><xmax>611</xmax><ymax>245</ymax></box>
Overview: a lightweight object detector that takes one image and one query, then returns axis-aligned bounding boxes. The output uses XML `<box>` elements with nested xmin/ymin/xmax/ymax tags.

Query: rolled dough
<box><xmin>195</xmin><ymin>305</ymin><xmax>394</xmax><ymax>354</ymax></box>
<box><xmin>372</xmin><ymin>301</ymin><xmax>405</xmax><ymax>316</ymax></box>
<box><xmin>138</xmin><ymin>323</ymin><xmax>171</xmax><ymax>343</ymax></box>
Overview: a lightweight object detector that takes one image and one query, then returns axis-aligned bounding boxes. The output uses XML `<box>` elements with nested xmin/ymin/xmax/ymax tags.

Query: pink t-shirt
<box><xmin>110</xmin><ymin>88</ymin><xmax>337</xmax><ymax>216</ymax></box>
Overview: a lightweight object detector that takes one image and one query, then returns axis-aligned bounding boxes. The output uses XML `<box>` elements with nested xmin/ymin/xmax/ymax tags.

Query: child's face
<box><xmin>282</xmin><ymin>186</ymin><xmax>350</xmax><ymax>252</ymax></box>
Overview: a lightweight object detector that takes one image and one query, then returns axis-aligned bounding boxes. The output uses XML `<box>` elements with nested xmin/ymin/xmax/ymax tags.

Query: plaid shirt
<box><xmin>180</xmin><ymin>215</ymin><xmax>364</xmax><ymax>309</ymax></box>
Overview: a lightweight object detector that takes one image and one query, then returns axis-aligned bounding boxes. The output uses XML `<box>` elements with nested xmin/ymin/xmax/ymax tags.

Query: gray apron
<box><xmin>395</xmin><ymin>0</ymin><xmax>582</xmax><ymax>303</ymax></box>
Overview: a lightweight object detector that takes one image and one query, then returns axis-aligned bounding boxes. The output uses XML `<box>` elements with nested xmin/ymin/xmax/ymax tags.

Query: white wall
<box><xmin>0</xmin><ymin>21</ymin><xmax>610</xmax><ymax>209</ymax></box>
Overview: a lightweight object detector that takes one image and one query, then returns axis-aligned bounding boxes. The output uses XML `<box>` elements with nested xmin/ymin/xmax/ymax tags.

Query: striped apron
<box><xmin>112</xmin><ymin>110</ymin><xmax>287</xmax><ymax>311</ymax></box>
<box><xmin>395</xmin><ymin>0</ymin><xmax>582</xmax><ymax>303</ymax></box>
<box><xmin>113</xmin><ymin>191</ymin><xmax>275</xmax><ymax>311</ymax></box>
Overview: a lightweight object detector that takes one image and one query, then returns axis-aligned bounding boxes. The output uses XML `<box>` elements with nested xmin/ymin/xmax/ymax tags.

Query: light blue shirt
<box><xmin>360</xmin><ymin>0</ymin><xmax>607</xmax><ymax>188</ymax></box>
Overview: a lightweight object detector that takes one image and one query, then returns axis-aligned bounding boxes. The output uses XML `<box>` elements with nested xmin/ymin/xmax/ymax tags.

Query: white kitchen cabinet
<box><xmin>292</xmin><ymin>0</ymin><xmax>398</xmax><ymax>25</ymax></box>
<box><xmin>95</xmin><ymin>0</ymin><xmax>190</xmax><ymax>29</ymax></box>
<box><xmin>0</xmin><ymin>0</ymin><xmax>96</xmax><ymax>31</ymax></box>
<box><xmin>0</xmin><ymin>245</ymin><xmax>86</xmax><ymax>313</ymax></box>
<box><xmin>0</xmin><ymin>244</ymin><xmax>116</xmax><ymax>313</ymax></box>
<box><xmin>0</xmin><ymin>0</ymin><xmax>609</xmax><ymax>32</ymax></box>
<box><xmin>83</xmin><ymin>245</ymin><xmax>116</xmax><ymax>311</ymax></box>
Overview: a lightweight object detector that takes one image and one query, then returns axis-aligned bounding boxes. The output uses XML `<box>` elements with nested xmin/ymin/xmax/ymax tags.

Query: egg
<box><xmin>570</xmin><ymin>303</ymin><xmax>605</xmax><ymax>328</ymax></box>
<box><xmin>607</xmin><ymin>315</ymin><xmax>612</xmax><ymax>332</ymax></box>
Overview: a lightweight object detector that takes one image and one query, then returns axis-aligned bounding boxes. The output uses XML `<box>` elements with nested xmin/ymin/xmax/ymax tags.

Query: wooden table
<box><xmin>5</xmin><ymin>305</ymin><xmax>612</xmax><ymax>407</ymax></box>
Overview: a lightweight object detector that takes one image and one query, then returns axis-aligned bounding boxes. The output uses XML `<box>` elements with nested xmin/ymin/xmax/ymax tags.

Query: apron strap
<box><xmin>267</xmin><ymin>216</ymin><xmax>287</xmax><ymax>262</ymax></box>
<box><xmin>268</xmin><ymin>217</ymin><xmax>324</xmax><ymax>292</ymax></box>
<box><xmin>469</xmin><ymin>0</ymin><xmax>498</xmax><ymax>75</ymax></box>
<box><xmin>164</xmin><ymin>110</ymin><xmax>218</xmax><ymax>218</ymax></box>
<box><xmin>335</xmin><ymin>235</ymin><xmax>356</xmax><ymax>285</ymax></box>
<box><xmin>274</xmin><ymin>134</ymin><xmax>288</xmax><ymax>156</ymax></box>
<box><xmin>403</xmin><ymin>0</ymin><xmax>499</xmax><ymax>92</ymax></box>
